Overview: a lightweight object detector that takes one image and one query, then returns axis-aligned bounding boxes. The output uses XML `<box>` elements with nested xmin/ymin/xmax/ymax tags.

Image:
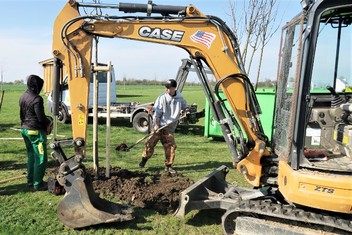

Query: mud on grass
<box><xmin>51</xmin><ymin>167</ymin><xmax>194</xmax><ymax>215</ymax></box>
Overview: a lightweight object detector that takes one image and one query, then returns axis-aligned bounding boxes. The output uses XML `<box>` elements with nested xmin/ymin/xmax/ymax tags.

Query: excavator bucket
<box><xmin>57</xmin><ymin>174</ymin><xmax>134</xmax><ymax>229</ymax></box>
<box><xmin>175</xmin><ymin>165</ymin><xmax>238</xmax><ymax>217</ymax></box>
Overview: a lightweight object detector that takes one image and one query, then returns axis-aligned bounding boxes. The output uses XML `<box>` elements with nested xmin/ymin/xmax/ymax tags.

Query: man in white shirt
<box><xmin>139</xmin><ymin>79</ymin><xmax>188</xmax><ymax>174</ymax></box>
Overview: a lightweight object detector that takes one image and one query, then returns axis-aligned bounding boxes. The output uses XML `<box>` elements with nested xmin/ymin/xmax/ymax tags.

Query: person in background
<box><xmin>139</xmin><ymin>79</ymin><xmax>188</xmax><ymax>174</ymax></box>
<box><xmin>20</xmin><ymin>74</ymin><xmax>52</xmax><ymax>191</ymax></box>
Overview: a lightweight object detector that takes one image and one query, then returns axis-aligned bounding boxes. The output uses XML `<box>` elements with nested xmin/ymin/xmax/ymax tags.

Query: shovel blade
<box><xmin>115</xmin><ymin>143</ymin><xmax>130</xmax><ymax>152</ymax></box>
<box><xmin>57</xmin><ymin>176</ymin><xmax>134</xmax><ymax>228</ymax></box>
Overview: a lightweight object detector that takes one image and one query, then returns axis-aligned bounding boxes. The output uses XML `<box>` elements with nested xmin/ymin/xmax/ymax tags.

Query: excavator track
<box><xmin>222</xmin><ymin>199</ymin><xmax>352</xmax><ymax>234</ymax></box>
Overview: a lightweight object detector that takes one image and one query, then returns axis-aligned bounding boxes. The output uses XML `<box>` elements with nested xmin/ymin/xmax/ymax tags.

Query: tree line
<box><xmin>117</xmin><ymin>78</ymin><xmax>275</xmax><ymax>88</ymax></box>
<box><xmin>2</xmin><ymin>78</ymin><xmax>275</xmax><ymax>88</ymax></box>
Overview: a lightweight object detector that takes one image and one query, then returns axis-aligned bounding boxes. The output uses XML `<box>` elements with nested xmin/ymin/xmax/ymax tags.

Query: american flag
<box><xmin>190</xmin><ymin>30</ymin><xmax>216</xmax><ymax>49</ymax></box>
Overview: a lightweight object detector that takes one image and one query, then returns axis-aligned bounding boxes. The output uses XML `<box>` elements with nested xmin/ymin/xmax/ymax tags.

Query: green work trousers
<box><xmin>21</xmin><ymin>129</ymin><xmax>48</xmax><ymax>187</ymax></box>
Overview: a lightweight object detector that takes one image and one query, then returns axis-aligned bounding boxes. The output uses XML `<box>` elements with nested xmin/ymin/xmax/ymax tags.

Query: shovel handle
<box><xmin>127</xmin><ymin>114</ymin><xmax>186</xmax><ymax>150</ymax></box>
<box><xmin>0</xmin><ymin>174</ymin><xmax>26</xmax><ymax>184</ymax></box>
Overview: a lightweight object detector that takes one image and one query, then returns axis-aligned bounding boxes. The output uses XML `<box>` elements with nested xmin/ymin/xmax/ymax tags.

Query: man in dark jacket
<box><xmin>20</xmin><ymin>74</ymin><xmax>52</xmax><ymax>191</ymax></box>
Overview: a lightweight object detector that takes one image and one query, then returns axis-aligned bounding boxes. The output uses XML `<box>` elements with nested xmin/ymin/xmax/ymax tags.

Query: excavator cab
<box><xmin>274</xmin><ymin>2</ymin><xmax>352</xmax><ymax>169</ymax></box>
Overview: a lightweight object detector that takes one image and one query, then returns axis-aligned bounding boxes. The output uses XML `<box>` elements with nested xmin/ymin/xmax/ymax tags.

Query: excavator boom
<box><xmin>52</xmin><ymin>0</ymin><xmax>268</xmax><ymax>180</ymax></box>
<box><xmin>51</xmin><ymin>0</ymin><xmax>266</xmax><ymax>229</ymax></box>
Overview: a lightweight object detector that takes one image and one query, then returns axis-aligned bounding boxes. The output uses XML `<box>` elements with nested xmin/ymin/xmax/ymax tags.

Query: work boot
<box><xmin>165</xmin><ymin>166</ymin><xmax>177</xmax><ymax>174</ymax></box>
<box><xmin>139</xmin><ymin>157</ymin><xmax>148</xmax><ymax>168</ymax></box>
<box><xmin>33</xmin><ymin>181</ymin><xmax>48</xmax><ymax>191</ymax></box>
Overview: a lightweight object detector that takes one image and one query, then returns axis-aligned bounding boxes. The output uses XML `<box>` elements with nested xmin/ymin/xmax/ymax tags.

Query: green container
<box><xmin>204</xmin><ymin>89</ymin><xmax>275</xmax><ymax>140</ymax></box>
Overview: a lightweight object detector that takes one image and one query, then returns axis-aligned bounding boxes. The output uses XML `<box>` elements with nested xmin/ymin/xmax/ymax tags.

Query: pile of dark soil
<box><xmin>88</xmin><ymin>167</ymin><xmax>193</xmax><ymax>214</ymax></box>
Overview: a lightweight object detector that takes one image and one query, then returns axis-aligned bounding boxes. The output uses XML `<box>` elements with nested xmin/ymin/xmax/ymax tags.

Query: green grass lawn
<box><xmin>0</xmin><ymin>84</ymin><xmax>247</xmax><ymax>235</ymax></box>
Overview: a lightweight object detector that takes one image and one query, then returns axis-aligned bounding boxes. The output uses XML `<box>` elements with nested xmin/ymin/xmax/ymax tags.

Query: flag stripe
<box><xmin>190</xmin><ymin>31</ymin><xmax>216</xmax><ymax>49</ymax></box>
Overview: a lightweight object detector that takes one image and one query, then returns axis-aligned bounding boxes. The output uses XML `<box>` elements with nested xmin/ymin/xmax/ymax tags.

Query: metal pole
<box><xmin>92</xmin><ymin>38</ymin><xmax>99</xmax><ymax>177</ymax></box>
<box><xmin>93</xmin><ymin>66</ymin><xmax>99</xmax><ymax>177</ymax></box>
<box><xmin>0</xmin><ymin>70</ymin><xmax>4</xmax><ymax>115</ymax></box>
<box><xmin>105</xmin><ymin>61</ymin><xmax>112</xmax><ymax>178</ymax></box>
<box><xmin>0</xmin><ymin>69</ymin><xmax>3</xmax><ymax>92</ymax></box>
<box><xmin>91</xmin><ymin>63</ymin><xmax>111</xmax><ymax>178</ymax></box>
<box><xmin>52</xmin><ymin>58</ymin><xmax>62</xmax><ymax>141</ymax></box>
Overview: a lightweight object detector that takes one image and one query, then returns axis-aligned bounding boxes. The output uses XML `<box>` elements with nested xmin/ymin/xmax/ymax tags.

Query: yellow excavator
<box><xmin>50</xmin><ymin>0</ymin><xmax>351</xmax><ymax>233</ymax></box>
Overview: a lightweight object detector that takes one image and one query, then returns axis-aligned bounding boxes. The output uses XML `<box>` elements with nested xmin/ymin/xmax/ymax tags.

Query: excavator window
<box><xmin>302</xmin><ymin>7</ymin><xmax>352</xmax><ymax>168</ymax></box>
<box><xmin>311</xmin><ymin>9</ymin><xmax>352</xmax><ymax>92</ymax></box>
<box><xmin>272</xmin><ymin>14</ymin><xmax>304</xmax><ymax>159</ymax></box>
<box><xmin>274</xmin><ymin>6</ymin><xmax>352</xmax><ymax>170</ymax></box>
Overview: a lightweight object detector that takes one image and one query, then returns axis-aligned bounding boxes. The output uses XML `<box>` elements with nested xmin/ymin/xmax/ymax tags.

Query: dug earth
<box><xmin>87</xmin><ymin>167</ymin><xmax>193</xmax><ymax>214</ymax></box>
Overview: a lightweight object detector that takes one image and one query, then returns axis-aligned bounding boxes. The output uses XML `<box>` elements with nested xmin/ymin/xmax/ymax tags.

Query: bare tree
<box><xmin>245</xmin><ymin>0</ymin><xmax>264</xmax><ymax>75</ymax></box>
<box><xmin>230</xmin><ymin>0</ymin><xmax>263</xmax><ymax>68</ymax></box>
<box><xmin>228</xmin><ymin>0</ymin><xmax>280</xmax><ymax>88</ymax></box>
<box><xmin>255</xmin><ymin>0</ymin><xmax>279</xmax><ymax>89</ymax></box>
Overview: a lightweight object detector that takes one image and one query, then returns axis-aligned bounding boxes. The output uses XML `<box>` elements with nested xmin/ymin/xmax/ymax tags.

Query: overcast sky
<box><xmin>0</xmin><ymin>0</ymin><xmax>301</xmax><ymax>83</ymax></box>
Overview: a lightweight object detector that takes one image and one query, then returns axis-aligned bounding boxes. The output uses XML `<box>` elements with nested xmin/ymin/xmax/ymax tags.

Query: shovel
<box><xmin>0</xmin><ymin>174</ymin><xmax>26</xmax><ymax>184</ymax></box>
<box><xmin>116</xmin><ymin>115</ymin><xmax>185</xmax><ymax>152</ymax></box>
